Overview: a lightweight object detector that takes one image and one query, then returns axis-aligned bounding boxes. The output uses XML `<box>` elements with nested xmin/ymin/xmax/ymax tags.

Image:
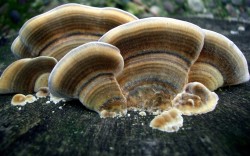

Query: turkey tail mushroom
<box><xmin>0</xmin><ymin>56</ymin><xmax>57</xmax><ymax>94</ymax></box>
<box><xmin>48</xmin><ymin>42</ymin><xmax>126</xmax><ymax>118</ymax></box>
<box><xmin>188</xmin><ymin>29</ymin><xmax>250</xmax><ymax>91</ymax></box>
<box><xmin>99</xmin><ymin>17</ymin><xmax>205</xmax><ymax>112</ymax></box>
<box><xmin>11</xmin><ymin>3</ymin><xmax>138</xmax><ymax>60</ymax></box>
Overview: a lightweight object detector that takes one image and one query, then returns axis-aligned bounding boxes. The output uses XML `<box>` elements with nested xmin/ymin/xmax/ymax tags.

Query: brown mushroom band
<box><xmin>188</xmin><ymin>29</ymin><xmax>250</xmax><ymax>90</ymax></box>
<box><xmin>48</xmin><ymin>42</ymin><xmax>126</xmax><ymax>118</ymax></box>
<box><xmin>11</xmin><ymin>3</ymin><xmax>138</xmax><ymax>60</ymax></box>
<box><xmin>99</xmin><ymin>17</ymin><xmax>205</xmax><ymax>111</ymax></box>
<box><xmin>0</xmin><ymin>57</ymin><xmax>57</xmax><ymax>94</ymax></box>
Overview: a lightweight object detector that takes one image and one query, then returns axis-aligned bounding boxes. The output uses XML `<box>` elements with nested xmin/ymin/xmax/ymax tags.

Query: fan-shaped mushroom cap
<box><xmin>34</xmin><ymin>73</ymin><xmax>50</xmax><ymax>92</ymax></box>
<box><xmin>99</xmin><ymin>17</ymin><xmax>205</xmax><ymax>111</ymax></box>
<box><xmin>150</xmin><ymin>108</ymin><xmax>183</xmax><ymax>132</ymax></box>
<box><xmin>36</xmin><ymin>87</ymin><xmax>50</xmax><ymax>98</ymax></box>
<box><xmin>11</xmin><ymin>94</ymin><xmax>37</xmax><ymax>106</ymax></box>
<box><xmin>172</xmin><ymin>82</ymin><xmax>219</xmax><ymax>115</ymax></box>
<box><xmin>49</xmin><ymin>42</ymin><xmax>126</xmax><ymax>118</ymax></box>
<box><xmin>188</xmin><ymin>29</ymin><xmax>250</xmax><ymax>91</ymax></box>
<box><xmin>25</xmin><ymin>94</ymin><xmax>37</xmax><ymax>103</ymax></box>
<box><xmin>11</xmin><ymin>3</ymin><xmax>138</xmax><ymax>60</ymax></box>
<box><xmin>0</xmin><ymin>56</ymin><xmax>57</xmax><ymax>94</ymax></box>
<box><xmin>11</xmin><ymin>94</ymin><xmax>26</xmax><ymax>106</ymax></box>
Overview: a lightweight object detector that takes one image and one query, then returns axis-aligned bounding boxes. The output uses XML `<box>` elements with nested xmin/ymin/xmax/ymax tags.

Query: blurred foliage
<box><xmin>0</xmin><ymin>0</ymin><xmax>44</xmax><ymax>45</ymax></box>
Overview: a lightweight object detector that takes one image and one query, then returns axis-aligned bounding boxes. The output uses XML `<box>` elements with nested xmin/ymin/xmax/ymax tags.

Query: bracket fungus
<box><xmin>0</xmin><ymin>56</ymin><xmax>57</xmax><ymax>94</ymax></box>
<box><xmin>11</xmin><ymin>3</ymin><xmax>138</xmax><ymax>60</ymax></box>
<box><xmin>188</xmin><ymin>29</ymin><xmax>250</xmax><ymax>91</ymax></box>
<box><xmin>99</xmin><ymin>17</ymin><xmax>205</xmax><ymax>112</ymax></box>
<box><xmin>150</xmin><ymin>108</ymin><xmax>183</xmax><ymax>132</ymax></box>
<box><xmin>5</xmin><ymin>3</ymin><xmax>250</xmax><ymax>132</ymax></box>
<box><xmin>48</xmin><ymin>42</ymin><xmax>127</xmax><ymax>118</ymax></box>
<box><xmin>11</xmin><ymin>94</ymin><xmax>36</xmax><ymax>106</ymax></box>
<box><xmin>11</xmin><ymin>94</ymin><xmax>26</xmax><ymax>106</ymax></box>
<box><xmin>36</xmin><ymin>87</ymin><xmax>50</xmax><ymax>98</ymax></box>
<box><xmin>172</xmin><ymin>82</ymin><xmax>219</xmax><ymax>116</ymax></box>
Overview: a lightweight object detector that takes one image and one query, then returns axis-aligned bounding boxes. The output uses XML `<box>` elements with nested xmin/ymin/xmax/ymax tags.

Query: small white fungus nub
<box><xmin>139</xmin><ymin>111</ymin><xmax>146</xmax><ymax>116</ymax></box>
<box><xmin>49</xmin><ymin>93</ymin><xmax>65</xmax><ymax>104</ymax></box>
<box><xmin>172</xmin><ymin>82</ymin><xmax>219</xmax><ymax>115</ymax></box>
<box><xmin>25</xmin><ymin>94</ymin><xmax>37</xmax><ymax>103</ymax></box>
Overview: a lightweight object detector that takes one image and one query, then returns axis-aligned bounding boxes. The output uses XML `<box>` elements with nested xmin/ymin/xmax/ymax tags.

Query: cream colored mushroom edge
<box><xmin>0</xmin><ymin>3</ymin><xmax>249</xmax><ymax>133</ymax></box>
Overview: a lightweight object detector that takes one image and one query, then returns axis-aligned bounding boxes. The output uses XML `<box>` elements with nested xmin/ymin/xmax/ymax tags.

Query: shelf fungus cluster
<box><xmin>1</xmin><ymin>4</ymin><xmax>249</xmax><ymax>132</ymax></box>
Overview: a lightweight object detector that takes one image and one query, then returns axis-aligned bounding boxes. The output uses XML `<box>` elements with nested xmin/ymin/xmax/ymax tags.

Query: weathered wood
<box><xmin>0</xmin><ymin>17</ymin><xmax>250</xmax><ymax>156</ymax></box>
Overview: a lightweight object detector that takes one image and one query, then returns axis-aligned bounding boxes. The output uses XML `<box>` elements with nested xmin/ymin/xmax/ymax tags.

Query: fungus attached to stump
<box><xmin>150</xmin><ymin>108</ymin><xmax>183</xmax><ymax>132</ymax></box>
<box><xmin>48</xmin><ymin>42</ymin><xmax>126</xmax><ymax>118</ymax></box>
<box><xmin>0</xmin><ymin>56</ymin><xmax>57</xmax><ymax>94</ymax></box>
<box><xmin>25</xmin><ymin>94</ymin><xmax>37</xmax><ymax>103</ymax></box>
<box><xmin>172</xmin><ymin>82</ymin><xmax>219</xmax><ymax>115</ymax></box>
<box><xmin>11</xmin><ymin>94</ymin><xmax>26</xmax><ymax>106</ymax></box>
<box><xmin>11</xmin><ymin>94</ymin><xmax>36</xmax><ymax>106</ymax></box>
<box><xmin>34</xmin><ymin>73</ymin><xmax>50</xmax><ymax>93</ymax></box>
<box><xmin>11</xmin><ymin>3</ymin><xmax>138</xmax><ymax>60</ymax></box>
<box><xmin>36</xmin><ymin>87</ymin><xmax>50</xmax><ymax>98</ymax></box>
<box><xmin>99</xmin><ymin>17</ymin><xmax>205</xmax><ymax>112</ymax></box>
<box><xmin>188</xmin><ymin>29</ymin><xmax>250</xmax><ymax>91</ymax></box>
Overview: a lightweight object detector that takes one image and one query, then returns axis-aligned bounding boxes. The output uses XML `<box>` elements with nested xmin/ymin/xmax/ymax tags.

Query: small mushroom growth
<box><xmin>36</xmin><ymin>87</ymin><xmax>50</xmax><ymax>98</ymax></box>
<box><xmin>1</xmin><ymin>3</ymin><xmax>250</xmax><ymax>132</ymax></box>
<box><xmin>150</xmin><ymin>108</ymin><xmax>183</xmax><ymax>132</ymax></box>
<box><xmin>11</xmin><ymin>94</ymin><xmax>36</xmax><ymax>106</ymax></box>
<box><xmin>172</xmin><ymin>82</ymin><xmax>219</xmax><ymax>115</ymax></box>
<box><xmin>11</xmin><ymin>94</ymin><xmax>26</xmax><ymax>106</ymax></box>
